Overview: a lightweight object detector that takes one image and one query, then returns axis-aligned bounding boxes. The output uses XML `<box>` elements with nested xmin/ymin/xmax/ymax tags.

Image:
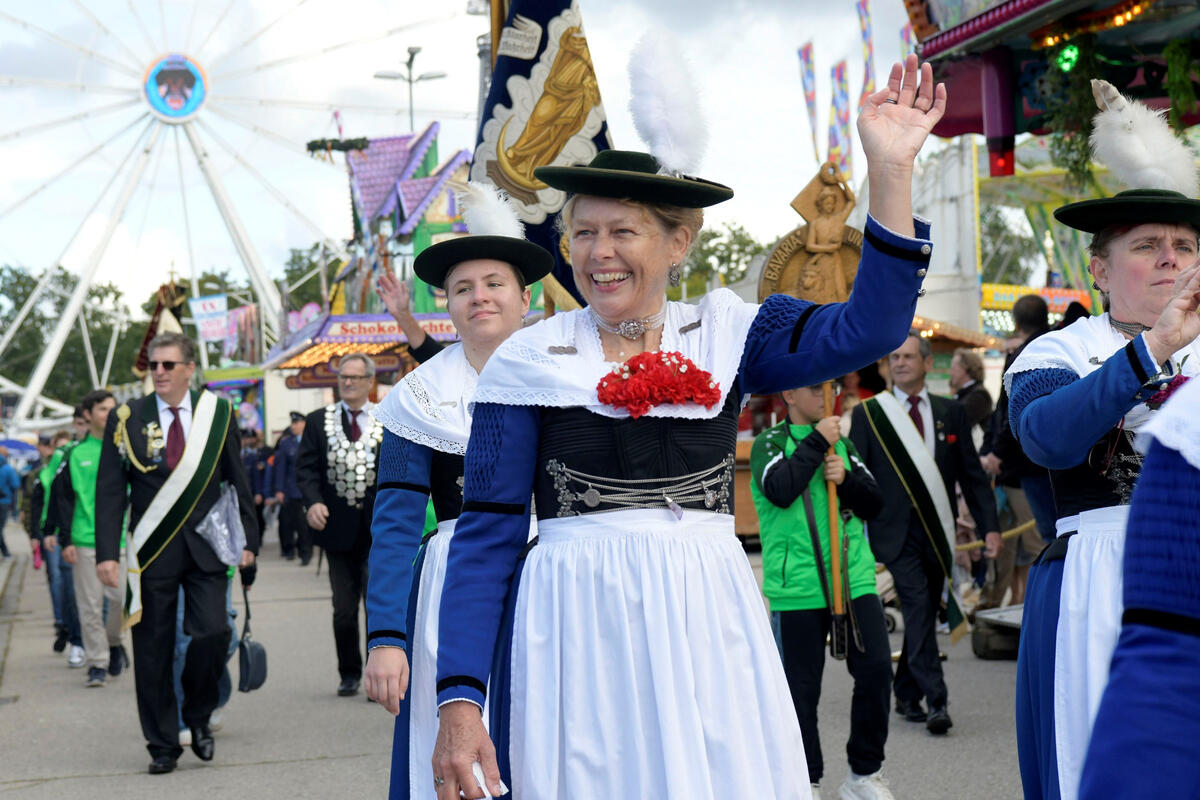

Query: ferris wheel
<box><xmin>0</xmin><ymin>0</ymin><xmax>478</xmax><ymax>428</ymax></box>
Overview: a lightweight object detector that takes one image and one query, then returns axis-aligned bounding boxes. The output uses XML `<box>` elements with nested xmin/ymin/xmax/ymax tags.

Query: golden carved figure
<box><xmin>798</xmin><ymin>174</ymin><xmax>856</xmax><ymax>303</ymax></box>
<box><xmin>493</xmin><ymin>26</ymin><xmax>601</xmax><ymax>199</ymax></box>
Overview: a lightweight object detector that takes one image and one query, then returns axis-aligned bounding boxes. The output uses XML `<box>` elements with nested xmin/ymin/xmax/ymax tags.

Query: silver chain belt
<box><xmin>545</xmin><ymin>455</ymin><xmax>734</xmax><ymax>518</ymax></box>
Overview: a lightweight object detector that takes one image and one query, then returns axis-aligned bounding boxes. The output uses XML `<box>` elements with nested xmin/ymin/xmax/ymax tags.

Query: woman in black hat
<box><xmin>431</xmin><ymin>53</ymin><xmax>945</xmax><ymax>800</ymax></box>
<box><xmin>364</xmin><ymin>183</ymin><xmax>552</xmax><ymax>800</ymax></box>
<box><xmin>1009</xmin><ymin>81</ymin><xmax>1200</xmax><ymax>800</ymax></box>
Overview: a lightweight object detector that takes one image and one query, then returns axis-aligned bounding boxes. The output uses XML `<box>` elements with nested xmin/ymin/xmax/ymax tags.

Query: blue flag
<box><xmin>471</xmin><ymin>0</ymin><xmax>611</xmax><ymax>306</ymax></box>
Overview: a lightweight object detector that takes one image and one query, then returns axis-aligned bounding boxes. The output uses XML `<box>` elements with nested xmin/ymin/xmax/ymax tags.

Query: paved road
<box><xmin>1</xmin><ymin>521</ymin><xmax>1023</xmax><ymax>798</ymax></box>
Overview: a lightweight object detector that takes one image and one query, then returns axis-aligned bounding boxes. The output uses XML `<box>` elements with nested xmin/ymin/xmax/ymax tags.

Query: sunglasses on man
<box><xmin>148</xmin><ymin>360</ymin><xmax>191</xmax><ymax>372</ymax></box>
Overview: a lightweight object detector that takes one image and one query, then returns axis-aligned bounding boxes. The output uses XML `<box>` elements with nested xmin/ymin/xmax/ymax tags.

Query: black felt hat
<box><xmin>534</xmin><ymin>150</ymin><xmax>733</xmax><ymax>209</ymax></box>
<box><xmin>1054</xmin><ymin>189</ymin><xmax>1200</xmax><ymax>234</ymax></box>
<box><xmin>413</xmin><ymin>235</ymin><xmax>554</xmax><ymax>290</ymax></box>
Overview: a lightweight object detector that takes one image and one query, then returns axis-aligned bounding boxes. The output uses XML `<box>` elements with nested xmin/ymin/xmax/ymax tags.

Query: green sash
<box><xmin>122</xmin><ymin>391</ymin><xmax>230</xmax><ymax>627</ymax></box>
<box><xmin>862</xmin><ymin>393</ymin><xmax>968</xmax><ymax>643</ymax></box>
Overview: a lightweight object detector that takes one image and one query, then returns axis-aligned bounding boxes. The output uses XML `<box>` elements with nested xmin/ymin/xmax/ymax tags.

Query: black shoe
<box><xmin>148</xmin><ymin>756</ymin><xmax>177</xmax><ymax>775</ymax></box>
<box><xmin>283</xmin><ymin>551</ymin><xmax>295</xmax><ymax>560</ymax></box>
<box><xmin>926</xmin><ymin>705</ymin><xmax>953</xmax><ymax>735</ymax></box>
<box><xmin>189</xmin><ymin>724</ymin><xmax>215</xmax><ymax>761</ymax></box>
<box><xmin>894</xmin><ymin>697</ymin><xmax>927</xmax><ymax>722</ymax></box>
<box><xmin>85</xmin><ymin>666</ymin><xmax>107</xmax><ymax>687</ymax></box>
<box><xmin>299</xmin><ymin>556</ymin><xmax>311</xmax><ymax>566</ymax></box>
<box><xmin>337</xmin><ymin>677</ymin><xmax>360</xmax><ymax>697</ymax></box>
<box><xmin>53</xmin><ymin>624</ymin><xmax>69</xmax><ymax>653</ymax></box>
<box><xmin>107</xmin><ymin>645</ymin><xmax>128</xmax><ymax>677</ymax></box>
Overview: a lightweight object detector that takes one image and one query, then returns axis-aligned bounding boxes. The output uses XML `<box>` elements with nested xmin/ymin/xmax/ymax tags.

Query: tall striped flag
<box><xmin>900</xmin><ymin>22</ymin><xmax>915</xmax><ymax>56</ymax></box>
<box><xmin>472</xmin><ymin>0</ymin><xmax>611</xmax><ymax>307</ymax></box>
<box><xmin>828</xmin><ymin>61</ymin><xmax>852</xmax><ymax>180</ymax></box>
<box><xmin>798</xmin><ymin>43</ymin><xmax>820</xmax><ymax>164</ymax></box>
<box><xmin>855</xmin><ymin>0</ymin><xmax>876</xmax><ymax>110</ymax></box>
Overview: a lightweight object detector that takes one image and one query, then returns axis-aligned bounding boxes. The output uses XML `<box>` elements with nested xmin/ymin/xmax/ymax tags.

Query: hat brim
<box><xmin>413</xmin><ymin>235</ymin><xmax>554</xmax><ymax>289</ymax></box>
<box><xmin>1054</xmin><ymin>193</ymin><xmax>1200</xmax><ymax>234</ymax></box>
<box><xmin>533</xmin><ymin>165</ymin><xmax>733</xmax><ymax>208</ymax></box>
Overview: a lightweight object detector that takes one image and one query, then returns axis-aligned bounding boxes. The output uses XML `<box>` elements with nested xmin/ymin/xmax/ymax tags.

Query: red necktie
<box><xmin>166</xmin><ymin>407</ymin><xmax>184</xmax><ymax>470</ymax></box>
<box><xmin>907</xmin><ymin>395</ymin><xmax>924</xmax><ymax>439</ymax></box>
<box><xmin>349</xmin><ymin>411</ymin><xmax>362</xmax><ymax>443</ymax></box>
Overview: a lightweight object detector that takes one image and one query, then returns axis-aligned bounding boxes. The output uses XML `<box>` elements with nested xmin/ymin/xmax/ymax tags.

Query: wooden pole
<box><xmin>825</xmin><ymin>381</ymin><xmax>844</xmax><ymax>617</ymax></box>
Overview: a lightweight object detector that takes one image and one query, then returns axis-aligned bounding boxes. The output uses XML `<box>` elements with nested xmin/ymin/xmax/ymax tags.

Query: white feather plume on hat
<box><xmin>449</xmin><ymin>180</ymin><xmax>525</xmax><ymax>239</ymax></box>
<box><xmin>628</xmin><ymin>33</ymin><xmax>708</xmax><ymax>176</ymax></box>
<box><xmin>1089</xmin><ymin>78</ymin><xmax>1199</xmax><ymax>197</ymax></box>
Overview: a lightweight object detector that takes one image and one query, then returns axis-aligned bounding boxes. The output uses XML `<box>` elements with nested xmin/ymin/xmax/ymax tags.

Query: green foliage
<box><xmin>1164</xmin><ymin>39</ymin><xmax>1198</xmax><ymax>134</ymax></box>
<box><xmin>1043</xmin><ymin>35</ymin><xmax>1102</xmax><ymax>193</ymax></box>
<box><xmin>282</xmin><ymin>244</ymin><xmax>334</xmax><ymax>310</ymax></box>
<box><xmin>979</xmin><ymin>206</ymin><xmax>1039</xmax><ymax>286</ymax></box>
<box><xmin>667</xmin><ymin>222</ymin><xmax>767</xmax><ymax>300</ymax></box>
<box><xmin>0</xmin><ymin>264</ymin><xmax>149</xmax><ymax>405</ymax></box>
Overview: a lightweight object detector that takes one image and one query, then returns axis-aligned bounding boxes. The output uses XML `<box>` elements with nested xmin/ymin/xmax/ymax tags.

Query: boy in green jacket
<box><xmin>750</xmin><ymin>384</ymin><xmax>893</xmax><ymax>800</ymax></box>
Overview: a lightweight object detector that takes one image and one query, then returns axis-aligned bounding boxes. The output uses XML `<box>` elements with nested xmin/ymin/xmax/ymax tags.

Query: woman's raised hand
<box><xmin>858</xmin><ymin>54</ymin><xmax>946</xmax><ymax>174</ymax></box>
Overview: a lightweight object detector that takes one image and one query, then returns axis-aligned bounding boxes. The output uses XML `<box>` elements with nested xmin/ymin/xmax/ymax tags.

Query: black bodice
<box><xmin>430</xmin><ymin>450</ymin><xmax>465</xmax><ymax>523</ymax></box>
<box><xmin>534</xmin><ymin>393</ymin><xmax>740</xmax><ymax>519</ymax></box>
<box><xmin>1049</xmin><ymin>425</ymin><xmax>1143</xmax><ymax>519</ymax></box>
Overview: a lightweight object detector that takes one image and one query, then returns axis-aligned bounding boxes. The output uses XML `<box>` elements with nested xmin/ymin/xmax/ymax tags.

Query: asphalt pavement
<box><xmin>0</xmin><ymin>519</ymin><xmax>1023</xmax><ymax>799</ymax></box>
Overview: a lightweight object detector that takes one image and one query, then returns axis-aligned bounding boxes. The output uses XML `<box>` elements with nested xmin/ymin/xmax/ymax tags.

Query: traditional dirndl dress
<box><xmin>1007</xmin><ymin>315</ymin><xmax>1200</xmax><ymax>800</ymax></box>
<box><xmin>434</xmin><ymin>212</ymin><xmax>934</xmax><ymax>800</ymax></box>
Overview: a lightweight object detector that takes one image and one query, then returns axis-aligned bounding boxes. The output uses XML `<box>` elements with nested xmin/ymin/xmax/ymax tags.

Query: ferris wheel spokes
<box><xmin>0</xmin><ymin>74</ymin><xmax>140</xmax><ymax>96</ymax></box>
<box><xmin>207</xmin><ymin>0</ymin><xmax>312</xmax><ymax>69</ymax></box>
<box><xmin>0</xmin><ymin>111</ymin><xmax>149</xmax><ymax>221</ymax></box>
<box><xmin>124</xmin><ymin>0</ymin><xmax>160</xmax><ymax>60</ymax></box>
<box><xmin>172</xmin><ymin>126</ymin><xmax>210</xmax><ymax>371</ymax></box>
<box><xmin>68</xmin><ymin>0</ymin><xmax>149</xmax><ymax>76</ymax></box>
<box><xmin>0</xmin><ymin>116</ymin><xmax>154</xmax><ymax>361</ymax></box>
<box><xmin>0</xmin><ymin>10</ymin><xmax>140</xmax><ymax>78</ymax></box>
<box><xmin>0</xmin><ymin>98</ymin><xmax>141</xmax><ymax>143</ymax></box>
<box><xmin>193</xmin><ymin>0</ymin><xmax>239</xmax><ymax>62</ymax></box>
<box><xmin>206</xmin><ymin>104</ymin><xmax>339</xmax><ymax>167</ymax></box>
<box><xmin>11</xmin><ymin>120</ymin><xmax>165</xmax><ymax>425</ymax></box>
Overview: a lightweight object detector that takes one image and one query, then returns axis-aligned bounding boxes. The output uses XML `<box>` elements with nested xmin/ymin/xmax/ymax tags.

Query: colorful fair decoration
<box><xmin>827</xmin><ymin>61</ymin><xmax>852</xmax><ymax>180</ymax></box>
<box><xmin>901</xmin><ymin>22</ymin><xmax>915</xmax><ymax>56</ymax></box>
<box><xmin>856</xmin><ymin>0</ymin><xmax>876</xmax><ymax>110</ymax></box>
<box><xmin>142</xmin><ymin>54</ymin><xmax>207</xmax><ymax>122</ymax></box>
<box><xmin>798</xmin><ymin>43</ymin><xmax>820</xmax><ymax>164</ymax></box>
<box><xmin>188</xmin><ymin>294</ymin><xmax>228</xmax><ymax>344</ymax></box>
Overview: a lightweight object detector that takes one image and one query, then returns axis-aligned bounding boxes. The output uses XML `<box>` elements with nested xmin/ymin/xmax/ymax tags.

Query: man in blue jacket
<box><xmin>272</xmin><ymin>411</ymin><xmax>310</xmax><ymax>564</ymax></box>
<box><xmin>0</xmin><ymin>446</ymin><xmax>19</xmax><ymax>558</ymax></box>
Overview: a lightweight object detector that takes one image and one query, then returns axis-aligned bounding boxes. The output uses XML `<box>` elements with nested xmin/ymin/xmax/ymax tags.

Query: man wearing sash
<box><xmin>95</xmin><ymin>332</ymin><xmax>258</xmax><ymax>775</ymax></box>
<box><xmin>849</xmin><ymin>333</ymin><xmax>999</xmax><ymax>735</ymax></box>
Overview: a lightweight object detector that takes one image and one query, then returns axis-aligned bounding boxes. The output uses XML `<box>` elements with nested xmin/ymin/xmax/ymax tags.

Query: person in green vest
<box><xmin>52</xmin><ymin>389</ymin><xmax>128</xmax><ymax>688</ymax></box>
<box><xmin>750</xmin><ymin>383</ymin><xmax>894</xmax><ymax>800</ymax></box>
<box><xmin>29</xmin><ymin>430</ymin><xmax>84</xmax><ymax>661</ymax></box>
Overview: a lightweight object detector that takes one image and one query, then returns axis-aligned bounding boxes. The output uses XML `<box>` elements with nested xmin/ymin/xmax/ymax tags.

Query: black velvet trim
<box><xmin>1123</xmin><ymin>608</ymin><xmax>1200</xmax><ymax>637</ymax></box>
<box><xmin>1035</xmin><ymin>532</ymin><xmax>1075</xmax><ymax>565</ymax></box>
<box><xmin>519</xmin><ymin>536</ymin><xmax>540</xmax><ymax>560</ymax></box>
<box><xmin>437</xmin><ymin>675</ymin><xmax>487</xmax><ymax>696</ymax></box>
<box><xmin>379</xmin><ymin>481</ymin><xmax>430</xmax><ymax>495</ymax></box>
<box><xmin>864</xmin><ymin>226</ymin><xmax>929</xmax><ymax>262</ymax></box>
<box><xmin>788</xmin><ymin>304</ymin><xmax>822</xmax><ymax>353</ymax></box>
<box><xmin>1125</xmin><ymin>340</ymin><xmax>1151</xmax><ymax>385</ymax></box>
<box><xmin>462</xmin><ymin>500</ymin><xmax>526</xmax><ymax>515</ymax></box>
<box><xmin>367</xmin><ymin>629</ymin><xmax>407</xmax><ymax>642</ymax></box>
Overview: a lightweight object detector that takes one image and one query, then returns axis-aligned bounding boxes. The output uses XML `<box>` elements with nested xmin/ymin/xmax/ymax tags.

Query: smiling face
<box><xmin>567</xmin><ymin>196</ymin><xmax>692</xmax><ymax>323</ymax></box>
<box><xmin>149</xmin><ymin>344</ymin><xmax>196</xmax><ymax>406</ymax></box>
<box><xmin>443</xmin><ymin>259</ymin><xmax>531</xmax><ymax>350</ymax></box>
<box><xmin>1091</xmin><ymin>223</ymin><xmax>1199</xmax><ymax>325</ymax></box>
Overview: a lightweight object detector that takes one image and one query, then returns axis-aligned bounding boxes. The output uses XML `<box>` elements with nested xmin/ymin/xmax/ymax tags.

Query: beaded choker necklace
<box><xmin>590</xmin><ymin>306</ymin><xmax>667</xmax><ymax>340</ymax></box>
<box><xmin>1109</xmin><ymin>316</ymin><xmax>1150</xmax><ymax>338</ymax></box>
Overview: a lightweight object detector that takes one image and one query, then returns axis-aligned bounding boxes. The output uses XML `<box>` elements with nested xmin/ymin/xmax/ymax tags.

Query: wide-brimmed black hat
<box><xmin>413</xmin><ymin>235</ymin><xmax>554</xmax><ymax>290</ymax></box>
<box><xmin>534</xmin><ymin>150</ymin><xmax>733</xmax><ymax>208</ymax></box>
<box><xmin>1055</xmin><ymin>189</ymin><xmax>1200</xmax><ymax>234</ymax></box>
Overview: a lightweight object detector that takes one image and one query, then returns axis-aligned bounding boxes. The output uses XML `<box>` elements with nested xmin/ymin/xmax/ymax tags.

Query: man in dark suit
<box><xmin>296</xmin><ymin>353</ymin><xmax>382</xmax><ymax>697</ymax></box>
<box><xmin>850</xmin><ymin>333</ymin><xmax>1000</xmax><ymax>735</ymax></box>
<box><xmin>95</xmin><ymin>332</ymin><xmax>258</xmax><ymax>775</ymax></box>
<box><xmin>272</xmin><ymin>411</ymin><xmax>311</xmax><ymax>564</ymax></box>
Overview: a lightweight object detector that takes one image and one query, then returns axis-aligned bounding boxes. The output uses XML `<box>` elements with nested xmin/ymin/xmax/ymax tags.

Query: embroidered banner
<box><xmin>798</xmin><ymin>42</ymin><xmax>820</xmax><ymax>164</ymax></box>
<box><xmin>827</xmin><ymin>61</ymin><xmax>852</xmax><ymax>181</ymax></box>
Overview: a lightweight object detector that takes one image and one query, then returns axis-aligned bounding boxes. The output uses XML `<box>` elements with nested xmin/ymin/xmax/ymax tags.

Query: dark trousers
<box><xmin>133</xmin><ymin>549</ymin><xmax>230</xmax><ymax>759</ymax></box>
<box><xmin>778</xmin><ymin>595</ymin><xmax>893</xmax><ymax>781</ymax></box>
<box><xmin>888</xmin><ymin>523</ymin><xmax>950</xmax><ymax>709</ymax></box>
<box><xmin>325</xmin><ymin>538</ymin><xmax>369</xmax><ymax>679</ymax></box>
<box><xmin>279</xmin><ymin>499</ymin><xmax>311</xmax><ymax>560</ymax></box>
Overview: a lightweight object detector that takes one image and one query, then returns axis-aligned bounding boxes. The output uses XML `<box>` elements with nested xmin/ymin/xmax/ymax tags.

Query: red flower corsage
<box><xmin>946</xmin><ymin>434</ymin><xmax>958</xmax><ymax>444</ymax></box>
<box><xmin>596</xmin><ymin>351</ymin><xmax>721</xmax><ymax>419</ymax></box>
<box><xmin>1147</xmin><ymin>374</ymin><xmax>1191</xmax><ymax>410</ymax></box>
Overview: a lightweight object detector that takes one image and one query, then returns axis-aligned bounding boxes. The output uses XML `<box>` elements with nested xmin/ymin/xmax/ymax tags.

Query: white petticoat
<box><xmin>1054</xmin><ymin>505</ymin><xmax>1128</xmax><ymax>800</ymax></box>
<box><xmin>509</xmin><ymin>508</ymin><xmax>810</xmax><ymax>800</ymax></box>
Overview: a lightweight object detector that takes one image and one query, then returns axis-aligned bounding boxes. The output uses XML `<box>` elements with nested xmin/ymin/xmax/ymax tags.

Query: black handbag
<box><xmin>238</xmin><ymin>583</ymin><xmax>267</xmax><ymax>692</ymax></box>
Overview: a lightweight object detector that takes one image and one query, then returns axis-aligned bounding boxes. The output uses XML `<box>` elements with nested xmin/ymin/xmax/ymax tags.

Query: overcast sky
<box><xmin>0</xmin><ymin>0</ymin><xmax>916</xmax><ymax>315</ymax></box>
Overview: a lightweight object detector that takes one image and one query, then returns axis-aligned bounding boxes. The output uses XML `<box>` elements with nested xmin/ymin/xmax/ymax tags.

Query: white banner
<box><xmin>188</xmin><ymin>294</ymin><xmax>228</xmax><ymax>343</ymax></box>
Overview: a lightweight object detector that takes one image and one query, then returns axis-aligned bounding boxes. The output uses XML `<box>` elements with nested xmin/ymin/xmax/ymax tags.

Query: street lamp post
<box><xmin>373</xmin><ymin>46</ymin><xmax>448</xmax><ymax>132</ymax></box>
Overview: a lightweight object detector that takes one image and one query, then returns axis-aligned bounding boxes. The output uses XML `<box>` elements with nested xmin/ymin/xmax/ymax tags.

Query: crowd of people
<box><xmin>3</xmin><ymin>57</ymin><xmax>1200</xmax><ymax>800</ymax></box>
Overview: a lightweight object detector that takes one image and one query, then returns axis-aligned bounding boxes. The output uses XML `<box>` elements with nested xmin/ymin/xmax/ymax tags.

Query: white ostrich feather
<box><xmin>628</xmin><ymin>33</ymin><xmax>708</xmax><ymax>175</ymax></box>
<box><xmin>1089</xmin><ymin>79</ymin><xmax>1199</xmax><ymax>197</ymax></box>
<box><xmin>450</xmin><ymin>181</ymin><xmax>524</xmax><ymax>238</ymax></box>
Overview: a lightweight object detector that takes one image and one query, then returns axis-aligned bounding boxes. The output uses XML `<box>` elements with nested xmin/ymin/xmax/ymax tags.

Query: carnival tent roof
<box><xmin>261</xmin><ymin>313</ymin><xmax>459</xmax><ymax>370</ymax></box>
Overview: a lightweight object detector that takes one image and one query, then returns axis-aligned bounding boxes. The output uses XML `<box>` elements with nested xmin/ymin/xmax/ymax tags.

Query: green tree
<box><xmin>282</xmin><ymin>244</ymin><xmax>337</xmax><ymax>310</ymax></box>
<box><xmin>0</xmin><ymin>264</ymin><xmax>150</xmax><ymax>405</ymax></box>
<box><xmin>668</xmin><ymin>222</ymin><xmax>767</xmax><ymax>300</ymax></box>
<box><xmin>980</xmin><ymin>206</ymin><xmax>1041</xmax><ymax>286</ymax></box>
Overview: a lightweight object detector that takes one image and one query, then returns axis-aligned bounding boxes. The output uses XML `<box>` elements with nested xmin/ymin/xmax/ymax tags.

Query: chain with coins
<box><xmin>323</xmin><ymin>404</ymin><xmax>383</xmax><ymax>508</ymax></box>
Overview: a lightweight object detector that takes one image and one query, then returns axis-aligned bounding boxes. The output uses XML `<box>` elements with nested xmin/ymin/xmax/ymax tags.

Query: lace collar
<box><xmin>371</xmin><ymin>342</ymin><xmax>478</xmax><ymax>455</ymax></box>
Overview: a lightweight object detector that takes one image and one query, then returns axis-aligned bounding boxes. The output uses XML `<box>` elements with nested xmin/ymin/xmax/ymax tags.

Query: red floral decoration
<box><xmin>596</xmin><ymin>351</ymin><xmax>721</xmax><ymax>419</ymax></box>
<box><xmin>1147</xmin><ymin>374</ymin><xmax>1191</xmax><ymax>410</ymax></box>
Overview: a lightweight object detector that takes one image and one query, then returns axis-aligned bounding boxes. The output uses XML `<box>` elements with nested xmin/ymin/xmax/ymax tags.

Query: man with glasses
<box><xmin>95</xmin><ymin>332</ymin><xmax>259</xmax><ymax>775</ymax></box>
<box><xmin>296</xmin><ymin>352</ymin><xmax>383</xmax><ymax>697</ymax></box>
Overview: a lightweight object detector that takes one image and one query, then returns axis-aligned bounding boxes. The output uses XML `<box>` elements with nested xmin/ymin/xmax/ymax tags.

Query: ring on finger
<box><xmin>434</xmin><ymin>776</ymin><xmax>446</xmax><ymax>787</ymax></box>
<box><xmin>883</xmin><ymin>98</ymin><xmax>899</xmax><ymax>104</ymax></box>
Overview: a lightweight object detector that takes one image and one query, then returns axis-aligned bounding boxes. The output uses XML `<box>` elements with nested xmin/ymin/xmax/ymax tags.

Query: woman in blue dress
<box><xmin>429</xmin><ymin>54</ymin><xmax>946</xmax><ymax>800</ymax></box>
<box><xmin>1009</xmin><ymin>80</ymin><xmax>1200</xmax><ymax>800</ymax></box>
<box><xmin>364</xmin><ymin>183</ymin><xmax>552</xmax><ymax>800</ymax></box>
